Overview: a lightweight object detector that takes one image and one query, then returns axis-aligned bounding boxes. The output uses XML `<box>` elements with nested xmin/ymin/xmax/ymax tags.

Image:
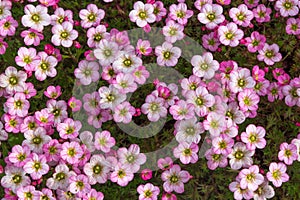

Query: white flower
<box><xmin>129</xmin><ymin>1</ymin><xmax>156</xmax><ymax>27</ymax></box>
<box><xmin>191</xmin><ymin>52</ymin><xmax>219</xmax><ymax>80</ymax></box>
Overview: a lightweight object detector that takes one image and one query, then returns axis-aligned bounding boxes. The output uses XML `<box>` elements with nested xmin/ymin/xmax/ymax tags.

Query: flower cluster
<box><xmin>0</xmin><ymin>0</ymin><xmax>299</xmax><ymax>199</ymax></box>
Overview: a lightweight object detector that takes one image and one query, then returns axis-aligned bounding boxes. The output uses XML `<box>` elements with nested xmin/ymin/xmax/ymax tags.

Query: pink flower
<box><xmin>69</xmin><ymin>174</ymin><xmax>91</xmax><ymax>197</ymax></box>
<box><xmin>83</xmin><ymin>154</ymin><xmax>110</xmax><ymax>184</ymax></box>
<box><xmin>229</xmin><ymin>4</ymin><xmax>253</xmax><ymax>27</ymax></box>
<box><xmin>239</xmin><ymin>165</ymin><xmax>264</xmax><ymax>191</ymax></box>
<box><xmin>238</xmin><ymin>89</ymin><xmax>260</xmax><ymax>114</ymax></box>
<box><xmin>3</xmin><ymin>114</ymin><xmax>22</xmax><ymax>133</ymax></box>
<box><xmin>244</xmin><ymin>31</ymin><xmax>266</xmax><ymax>53</ymax></box>
<box><xmin>202</xmin><ymin>32</ymin><xmax>221</xmax><ymax>52</ymax></box>
<box><xmin>266</xmin><ymin>162</ymin><xmax>289</xmax><ymax>187</ymax></box>
<box><xmin>15</xmin><ymin>47</ymin><xmax>40</xmax><ymax>72</ymax></box>
<box><xmin>253</xmin><ymin>4</ymin><xmax>272</xmax><ymax>23</ymax></box>
<box><xmin>136</xmin><ymin>39</ymin><xmax>152</xmax><ymax>56</ymax></box>
<box><xmin>5</xmin><ymin>93</ymin><xmax>30</xmax><ymax>117</ymax></box>
<box><xmin>141</xmin><ymin>169</ymin><xmax>153</xmax><ymax>180</ymax></box>
<box><xmin>141</xmin><ymin>94</ymin><xmax>167</xmax><ymax>122</ymax></box>
<box><xmin>118</xmin><ymin>144</ymin><xmax>146</xmax><ymax>173</ymax></box>
<box><xmin>229</xmin><ymin>177</ymin><xmax>254</xmax><ymax>200</ymax></box>
<box><xmin>0</xmin><ymin>16</ymin><xmax>18</xmax><ymax>37</ymax></box>
<box><xmin>44</xmin><ymin>85</ymin><xmax>62</xmax><ymax>99</ymax></box>
<box><xmin>35</xmin><ymin>52</ymin><xmax>58</xmax><ymax>81</ymax></box>
<box><xmin>132</xmin><ymin>65</ymin><xmax>150</xmax><ymax>85</ymax></box>
<box><xmin>161</xmin><ymin>164</ymin><xmax>191</xmax><ymax>193</ymax></box>
<box><xmin>113</xmin><ymin>101</ymin><xmax>135</xmax><ymax>123</ymax></box>
<box><xmin>110</xmin><ymin>163</ymin><xmax>134</xmax><ymax>186</ymax></box>
<box><xmin>173</xmin><ymin>142</ymin><xmax>199</xmax><ymax>164</ymax></box>
<box><xmin>0</xmin><ymin>37</ymin><xmax>8</xmax><ymax>54</ymax></box>
<box><xmin>169</xmin><ymin>3</ymin><xmax>193</xmax><ymax>25</ymax></box>
<box><xmin>153</xmin><ymin>1</ymin><xmax>167</xmax><ymax>22</ymax></box>
<box><xmin>23</xmin><ymin>153</ymin><xmax>49</xmax><ymax>180</ymax></box>
<box><xmin>57</xmin><ymin>118</ymin><xmax>82</xmax><ymax>139</ymax></box>
<box><xmin>35</xmin><ymin>109</ymin><xmax>54</xmax><ymax>127</ymax></box>
<box><xmin>198</xmin><ymin>4</ymin><xmax>225</xmax><ymax>29</ymax></box>
<box><xmin>212</xmin><ymin>134</ymin><xmax>234</xmax><ymax>155</ymax></box>
<box><xmin>137</xmin><ymin>183</ymin><xmax>160</xmax><ymax>200</ymax></box>
<box><xmin>50</xmin><ymin>7</ymin><xmax>73</xmax><ymax>26</ymax></box>
<box><xmin>286</xmin><ymin>18</ymin><xmax>300</xmax><ymax>35</ymax></box>
<box><xmin>129</xmin><ymin>1</ymin><xmax>156</xmax><ymax>27</ymax></box>
<box><xmin>51</xmin><ymin>21</ymin><xmax>78</xmax><ymax>47</ymax></box>
<box><xmin>83</xmin><ymin>189</ymin><xmax>104</xmax><ymax>200</ymax></box>
<box><xmin>20</xmin><ymin>29</ymin><xmax>44</xmax><ymax>46</ymax></box>
<box><xmin>218</xmin><ymin>22</ymin><xmax>244</xmax><ymax>47</ymax></box>
<box><xmin>60</xmin><ymin>141</ymin><xmax>83</xmax><ymax>164</ymax></box>
<box><xmin>68</xmin><ymin>96</ymin><xmax>82</xmax><ymax>112</ymax></box>
<box><xmin>203</xmin><ymin>112</ymin><xmax>225</xmax><ymax>137</ymax></box>
<box><xmin>155</xmin><ymin>42</ymin><xmax>181</xmax><ymax>67</ymax></box>
<box><xmin>169</xmin><ymin>100</ymin><xmax>194</xmax><ymax>120</ymax></box>
<box><xmin>157</xmin><ymin>157</ymin><xmax>173</xmax><ymax>170</ymax></box>
<box><xmin>94</xmin><ymin>130</ymin><xmax>116</xmax><ymax>153</ymax></box>
<box><xmin>278</xmin><ymin>142</ymin><xmax>298</xmax><ymax>165</ymax></box>
<box><xmin>257</xmin><ymin>43</ymin><xmax>282</xmax><ymax>66</ymax></box>
<box><xmin>162</xmin><ymin>20</ymin><xmax>184</xmax><ymax>44</ymax></box>
<box><xmin>8</xmin><ymin>144</ymin><xmax>31</xmax><ymax>167</ymax></box>
<box><xmin>275</xmin><ymin>0</ymin><xmax>299</xmax><ymax>17</ymax></box>
<box><xmin>191</xmin><ymin>52</ymin><xmax>219</xmax><ymax>80</ymax></box>
<box><xmin>23</xmin><ymin>127</ymin><xmax>51</xmax><ymax>153</ymax></box>
<box><xmin>228</xmin><ymin>142</ymin><xmax>254</xmax><ymax>170</ymax></box>
<box><xmin>79</xmin><ymin>4</ymin><xmax>105</xmax><ymax>28</ymax></box>
<box><xmin>282</xmin><ymin>79</ymin><xmax>300</xmax><ymax>107</ymax></box>
<box><xmin>0</xmin><ymin>66</ymin><xmax>27</xmax><ymax>95</ymax></box>
<box><xmin>114</xmin><ymin>73</ymin><xmax>137</xmax><ymax>94</ymax></box>
<box><xmin>241</xmin><ymin>124</ymin><xmax>266</xmax><ymax>150</ymax></box>
<box><xmin>21</xmin><ymin>4</ymin><xmax>51</xmax><ymax>32</ymax></box>
<box><xmin>86</xmin><ymin>24</ymin><xmax>108</xmax><ymax>48</ymax></box>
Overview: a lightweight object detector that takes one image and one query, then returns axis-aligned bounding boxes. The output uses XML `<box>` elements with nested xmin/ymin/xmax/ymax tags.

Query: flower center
<box><xmin>169</xmin><ymin>27</ymin><xmax>177</xmax><ymax>36</ymax></box>
<box><xmin>126</xmin><ymin>155</ymin><xmax>135</xmax><ymax>163</ymax></box>
<box><xmin>60</xmin><ymin>31</ymin><xmax>69</xmax><ymax>39</ymax></box>
<box><xmin>107</xmin><ymin>94</ymin><xmax>115</xmax><ymax>102</ymax></box>
<box><xmin>234</xmin><ymin>150</ymin><xmax>244</xmax><ymax>160</ymax></box>
<box><xmin>139</xmin><ymin>11</ymin><xmax>147</xmax><ymax>20</ymax></box>
<box><xmin>49</xmin><ymin>146</ymin><xmax>57</xmax><ymax>154</ymax></box>
<box><xmin>284</xmin><ymin>149</ymin><xmax>292</xmax><ymax>157</ymax></box>
<box><xmin>40</xmin><ymin>62</ymin><xmax>49</xmax><ymax>71</ymax></box>
<box><xmin>186</xmin><ymin>127</ymin><xmax>195</xmax><ymax>135</ymax></box>
<box><xmin>33</xmin><ymin>136</ymin><xmax>42</xmax><ymax>144</ymax></box>
<box><xmin>12</xmin><ymin>174</ymin><xmax>22</xmax><ymax>184</ymax></box>
<box><xmin>272</xmin><ymin>169</ymin><xmax>282</xmax><ymax>180</ymax></box>
<box><xmin>144</xmin><ymin>190</ymin><xmax>152</xmax><ymax>197</ymax></box>
<box><xmin>53</xmin><ymin>108</ymin><xmax>61</xmax><ymax>117</ymax></box>
<box><xmin>9</xmin><ymin>76</ymin><xmax>18</xmax><ymax>85</ymax></box>
<box><xmin>200</xmin><ymin>63</ymin><xmax>209</xmax><ymax>70</ymax></box>
<box><xmin>23</xmin><ymin>56</ymin><xmax>32</xmax><ymax>64</ymax></box>
<box><xmin>94</xmin><ymin>34</ymin><xmax>102</xmax><ymax>42</ymax></box>
<box><xmin>25</xmin><ymin>192</ymin><xmax>33</xmax><ymax>199</ymax></box>
<box><xmin>117</xmin><ymin>169</ymin><xmax>126</xmax><ymax>178</ymax></box>
<box><xmin>4</xmin><ymin>21</ymin><xmax>10</xmax><ymax>28</ymax></box>
<box><xmin>87</xmin><ymin>13</ymin><xmax>96</xmax><ymax>22</ymax></box>
<box><xmin>150</xmin><ymin>103</ymin><xmax>158</xmax><ymax>112</ymax></box>
<box><xmin>183</xmin><ymin>148</ymin><xmax>192</xmax><ymax>156</ymax></box>
<box><xmin>58</xmin><ymin>17</ymin><xmax>64</xmax><ymax>24</ymax></box>
<box><xmin>219</xmin><ymin>141</ymin><xmax>227</xmax><ymax>149</ymax></box>
<box><xmin>225</xmin><ymin>32</ymin><xmax>234</xmax><ymax>40</ymax></box>
<box><xmin>246</xmin><ymin>173</ymin><xmax>255</xmax><ymax>182</ymax></box>
<box><xmin>170</xmin><ymin>175</ymin><xmax>179</xmax><ymax>183</ymax></box>
<box><xmin>14</xmin><ymin>100</ymin><xmax>23</xmax><ymax>108</ymax></box>
<box><xmin>212</xmin><ymin>154</ymin><xmax>221</xmax><ymax>161</ymax></box>
<box><xmin>76</xmin><ymin>181</ymin><xmax>84</xmax><ymax>188</ymax></box>
<box><xmin>163</xmin><ymin>51</ymin><xmax>172</xmax><ymax>59</ymax></box>
<box><xmin>265</xmin><ymin>51</ymin><xmax>274</xmax><ymax>58</ymax></box>
<box><xmin>252</xmin><ymin>40</ymin><xmax>259</xmax><ymax>47</ymax></box>
<box><xmin>243</xmin><ymin>96</ymin><xmax>252</xmax><ymax>106</ymax></box>
<box><xmin>17</xmin><ymin>154</ymin><xmax>26</xmax><ymax>161</ymax></box>
<box><xmin>123</xmin><ymin>58</ymin><xmax>132</xmax><ymax>67</ymax></box>
<box><xmin>93</xmin><ymin>164</ymin><xmax>103</xmax><ymax>174</ymax></box>
<box><xmin>249</xmin><ymin>134</ymin><xmax>257</xmax><ymax>142</ymax></box>
<box><xmin>237</xmin><ymin>13</ymin><xmax>245</xmax><ymax>21</ymax></box>
<box><xmin>33</xmin><ymin>162</ymin><xmax>41</xmax><ymax>171</ymax></box>
<box><xmin>196</xmin><ymin>97</ymin><xmax>204</xmax><ymax>106</ymax></box>
<box><xmin>176</xmin><ymin>11</ymin><xmax>185</xmax><ymax>18</ymax></box>
<box><xmin>67</xmin><ymin>148</ymin><xmax>76</xmax><ymax>157</ymax></box>
<box><xmin>55</xmin><ymin>172</ymin><xmax>66</xmax><ymax>181</ymax></box>
<box><xmin>31</xmin><ymin>14</ymin><xmax>40</xmax><ymax>22</ymax></box>
<box><xmin>29</xmin><ymin>32</ymin><xmax>36</xmax><ymax>38</ymax></box>
<box><xmin>238</xmin><ymin>79</ymin><xmax>246</xmax><ymax>87</ymax></box>
<box><xmin>283</xmin><ymin>2</ymin><xmax>292</xmax><ymax>9</ymax></box>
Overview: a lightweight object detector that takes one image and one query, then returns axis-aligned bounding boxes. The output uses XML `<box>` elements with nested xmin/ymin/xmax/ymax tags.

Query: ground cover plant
<box><xmin>0</xmin><ymin>0</ymin><xmax>300</xmax><ymax>199</ymax></box>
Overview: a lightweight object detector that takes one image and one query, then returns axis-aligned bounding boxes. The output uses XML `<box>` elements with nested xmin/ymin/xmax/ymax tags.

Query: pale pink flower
<box><xmin>57</xmin><ymin>118</ymin><xmax>82</xmax><ymax>139</ymax></box>
<box><xmin>257</xmin><ymin>43</ymin><xmax>282</xmax><ymax>66</ymax></box>
<box><xmin>218</xmin><ymin>22</ymin><xmax>244</xmax><ymax>47</ymax></box>
<box><xmin>244</xmin><ymin>31</ymin><xmax>266</xmax><ymax>53</ymax></box>
<box><xmin>129</xmin><ymin>1</ymin><xmax>156</xmax><ymax>27</ymax></box>
<box><xmin>83</xmin><ymin>189</ymin><xmax>104</xmax><ymax>200</ymax></box>
<box><xmin>3</xmin><ymin>114</ymin><xmax>22</xmax><ymax>133</ymax></box>
<box><xmin>137</xmin><ymin>183</ymin><xmax>160</xmax><ymax>200</ymax></box>
<box><xmin>110</xmin><ymin>163</ymin><xmax>134</xmax><ymax>186</ymax></box>
<box><xmin>241</xmin><ymin>124</ymin><xmax>266</xmax><ymax>150</ymax></box>
<box><xmin>253</xmin><ymin>4</ymin><xmax>272</xmax><ymax>23</ymax></box>
<box><xmin>266</xmin><ymin>162</ymin><xmax>289</xmax><ymax>187</ymax></box>
<box><xmin>175</xmin><ymin>117</ymin><xmax>204</xmax><ymax>144</ymax></box>
<box><xmin>50</xmin><ymin>7</ymin><xmax>73</xmax><ymax>26</ymax></box>
<box><xmin>44</xmin><ymin>85</ymin><xmax>62</xmax><ymax>99</ymax></box>
<box><xmin>118</xmin><ymin>144</ymin><xmax>146</xmax><ymax>173</ymax></box>
<box><xmin>35</xmin><ymin>52</ymin><xmax>58</xmax><ymax>81</ymax></box>
<box><xmin>46</xmin><ymin>164</ymin><xmax>76</xmax><ymax>190</ymax></box>
<box><xmin>203</xmin><ymin>112</ymin><xmax>225</xmax><ymax>137</ymax></box>
<box><xmin>155</xmin><ymin>42</ymin><xmax>181</xmax><ymax>67</ymax></box>
<box><xmin>229</xmin><ymin>68</ymin><xmax>255</xmax><ymax>93</ymax></box>
<box><xmin>169</xmin><ymin>3</ymin><xmax>193</xmax><ymax>25</ymax></box>
<box><xmin>0</xmin><ymin>66</ymin><xmax>27</xmax><ymax>95</ymax></box>
<box><xmin>197</xmin><ymin>4</ymin><xmax>225</xmax><ymax>29</ymax></box>
<box><xmin>114</xmin><ymin>73</ymin><xmax>137</xmax><ymax>94</ymax></box>
<box><xmin>1</xmin><ymin>166</ymin><xmax>31</xmax><ymax>193</ymax></box>
<box><xmin>83</xmin><ymin>154</ymin><xmax>110</xmax><ymax>184</ymax></box>
<box><xmin>275</xmin><ymin>0</ymin><xmax>299</xmax><ymax>17</ymax></box>
<box><xmin>5</xmin><ymin>93</ymin><xmax>30</xmax><ymax>117</ymax></box>
<box><xmin>0</xmin><ymin>37</ymin><xmax>8</xmax><ymax>54</ymax></box>
<box><xmin>0</xmin><ymin>16</ymin><xmax>18</xmax><ymax>37</ymax></box>
<box><xmin>60</xmin><ymin>141</ymin><xmax>83</xmax><ymax>164</ymax></box>
<box><xmin>16</xmin><ymin>185</ymin><xmax>38</xmax><ymax>200</ymax></box>
<box><xmin>20</xmin><ymin>29</ymin><xmax>44</xmax><ymax>46</ymax></box>
<box><xmin>157</xmin><ymin>157</ymin><xmax>173</xmax><ymax>170</ymax></box>
<box><xmin>94</xmin><ymin>130</ymin><xmax>116</xmax><ymax>153</ymax></box>
<box><xmin>153</xmin><ymin>1</ymin><xmax>167</xmax><ymax>22</ymax></box>
<box><xmin>94</xmin><ymin>39</ymin><xmax>119</xmax><ymax>67</ymax></box>
<box><xmin>173</xmin><ymin>142</ymin><xmax>199</xmax><ymax>164</ymax></box>
<box><xmin>113</xmin><ymin>101</ymin><xmax>135</xmax><ymax>123</ymax></box>
<box><xmin>69</xmin><ymin>174</ymin><xmax>91</xmax><ymax>196</ymax></box>
<box><xmin>286</xmin><ymin>17</ymin><xmax>300</xmax><ymax>35</ymax></box>
<box><xmin>21</xmin><ymin>4</ymin><xmax>51</xmax><ymax>32</ymax></box>
<box><xmin>229</xmin><ymin>4</ymin><xmax>253</xmax><ymax>27</ymax></box>
<box><xmin>161</xmin><ymin>164</ymin><xmax>191</xmax><ymax>193</ymax></box>
<box><xmin>23</xmin><ymin>127</ymin><xmax>51</xmax><ymax>153</ymax></box>
<box><xmin>99</xmin><ymin>85</ymin><xmax>126</xmax><ymax>109</ymax></box>
<box><xmin>74</xmin><ymin>60</ymin><xmax>100</xmax><ymax>85</ymax></box>
<box><xmin>169</xmin><ymin>100</ymin><xmax>194</xmax><ymax>120</ymax></box>
<box><xmin>136</xmin><ymin>39</ymin><xmax>152</xmax><ymax>56</ymax></box>
<box><xmin>87</xmin><ymin>24</ymin><xmax>109</xmax><ymax>48</ymax></box>
<box><xmin>253</xmin><ymin>182</ymin><xmax>275</xmax><ymax>200</ymax></box>
<box><xmin>192</xmin><ymin>52</ymin><xmax>219</xmax><ymax>80</ymax></box>
<box><xmin>163</xmin><ymin>20</ymin><xmax>184</xmax><ymax>43</ymax></box>
<box><xmin>228</xmin><ymin>142</ymin><xmax>254</xmax><ymax>170</ymax></box>
<box><xmin>8</xmin><ymin>144</ymin><xmax>31</xmax><ymax>167</ymax></box>
<box><xmin>194</xmin><ymin>0</ymin><xmax>212</xmax><ymax>11</ymax></box>
<box><xmin>132</xmin><ymin>65</ymin><xmax>150</xmax><ymax>84</ymax></box>
<box><xmin>141</xmin><ymin>94</ymin><xmax>167</xmax><ymax>122</ymax></box>
<box><xmin>278</xmin><ymin>142</ymin><xmax>298</xmax><ymax>165</ymax></box>
<box><xmin>68</xmin><ymin>96</ymin><xmax>82</xmax><ymax>112</ymax></box>
<box><xmin>79</xmin><ymin>4</ymin><xmax>105</xmax><ymax>28</ymax></box>
<box><xmin>35</xmin><ymin>108</ymin><xmax>54</xmax><ymax>127</ymax></box>
<box><xmin>113</xmin><ymin>52</ymin><xmax>142</xmax><ymax>73</ymax></box>
<box><xmin>0</xmin><ymin>1</ymin><xmax>12</xmax><ymax>20</ymax></box>
<box><xmin>15</xmin><ymin>47</ymin><xmax>39</xmax><ymax>72</ymax></box>
<box><xmin>51</xmin><ymin>21</ymin><xmax>78</xmax><ymax>47</ymax></box>
<box><xmin>239</xmin><ymin>165</ymin><xmax>264</xmax><ymax>191</ymax></box>
<box><xmin>23</xmin><ymin>153</ymin><xmax>49</xmax><ymax>180</ymax></box>
<box><xmin>202</xmin><ymin>32</ymin><xmax>221</xmax><ymax>52</ymax></box>
<box><xmin>229</xmin><ymin>177</ymin><xmax>254</xmax><ymax>200</ymax></box>
<box><xmin>212</xmin><ymin>134</ymin><xmax>234</xmax><ymax>155</ymax></box>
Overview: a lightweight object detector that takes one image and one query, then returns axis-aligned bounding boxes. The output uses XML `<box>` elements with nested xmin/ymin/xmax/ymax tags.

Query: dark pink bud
<box><xmin>158</xmin><ymin>86</ymin><xmax>171</xmax><ymax>99</ymax></box>
<box><xmin>141</xmin><ymin>169</ymin><xmax>152</xmax><ymax>180</ymax></box>
<box><xmin>74</xmin><ymin>41</ymin><xmax>81</xmax><ymax>49</ymax></box>
<box><xmin>201</xmin><ymin>26</ymin><xmax>206</xmax><ymax>31</ymax></box>
<box><xmin>44</xmin><ymin>44</ymin><xmax>55</xmax><ymax>55</ymax></box>
<box><xmin>74</xmin><ymin>20</ymin><xmax>80</xmax><ymax>26</ymax></box>
<box><xmin>240</xmin><ymin>38</ymin><xmax>247</xmax><ymax>45</ymax></box>
<box><xmin>133</xmin><ymin>108</ymin><xmax>141</xmax><ymax>117</ymax></box>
